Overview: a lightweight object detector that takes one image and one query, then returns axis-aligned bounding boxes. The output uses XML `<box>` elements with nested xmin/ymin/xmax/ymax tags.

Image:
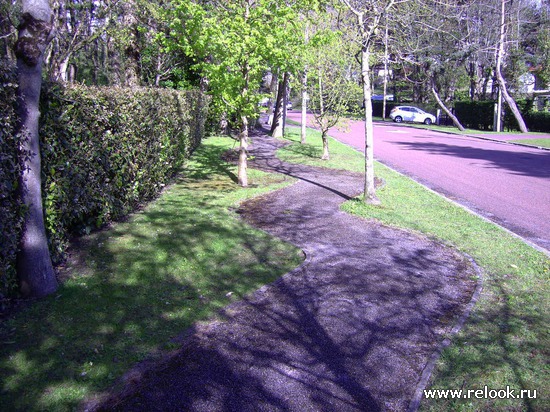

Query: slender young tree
<box><xmin>300</xmin><ymin>21</ymin><xmax>309</xmax><ymax>144</ymax></box>
<box><xmin>339</xmin><ymin>0</ymin><xmax>403</xmax><ymax>204</ymax></box>
<box><xmin>14</xmin><ymin>0</ymin><xmax>58</xmax><ymax>297</ymax></box>
<box><xmin>307</xmin><ymin>25</ymin><xmax>358</xmax><ymax>160</ymax></box>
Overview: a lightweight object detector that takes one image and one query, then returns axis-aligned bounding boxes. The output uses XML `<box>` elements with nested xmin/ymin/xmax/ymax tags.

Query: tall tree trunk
<box><xmin>122</xmin><ymin>1</ymin><xmax>141</xmax><ymax>87</ymax></box>
<box><xmin>265</xmin><ymin>71</ymin><xmax>277</xmax><ymax>125</ymax></box>
<box><xmin>238</xmin><ymin>116</ymin><xmax>248</xmax><ymax>187</ymax></box>
<box><xmin>361</xmin><ymin>46</ymin><xmax>380</xmax><ymax>205</ymax></box>
<box><xmin>496</xmin><ymin>0</ymin><xmax>528</xmax><ymax>132</ymax></box>
<box><xmin>301</xmin><ymin>69</ymin><xmax>308</xmax><ymax>144</ymax></box>
<box><xmin>238</xmin><ymin>60</ymin><xmax>250</xmax><ymax>187</ymax></box>
<box><xmin>271</xmin><ymin>72</ymin><xmax>289</xmax><ymax>138</ymax></box>
<box><xmin>14</xmin><ymin>1</ymin><xmax>58</xmax><ymax>297</ymax></box>
<box><xmin>431</xmin><ymin>86</ymin><xmax>465</xmax><ymax>131</ymax></box>
<box><xmin>321</xmin><ymin>131</ymin><xmax>330</xmax><ymax>160</ymax></box>
<box><xmin>318</xmin><ymin>68</ymin><xmax>329</xmax><ymax>160</ymax></box>
<box><xmin>301</xmin><ymin>21</ymin><xmax>309</xmax><ymax>144</ymax></box>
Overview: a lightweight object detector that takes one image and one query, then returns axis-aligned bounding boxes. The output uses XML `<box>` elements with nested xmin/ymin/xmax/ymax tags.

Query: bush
<box><xmin>524</xmin><ymin>111</ymin><xmax>550</xmax><ymax>133</ymax></box>
<box><xmin>503</xmin><ymin>99</ymin><xmax>533</xmax><ymax>131</ymax></box>
<box><xmin>454</xmin><ymin>101</ymin><xmax>495</xmax><ymax>130</ymax></box>
<box><xmin>371</xmin><ymin>100</ymin><xmax>398</xmax><ymax>118</ymax></box>
<box><xmin>502</xmin><ymin>99</ymin><xmax>550</xmax><ymax>133</ymax></box>
<box><xmin>0</xmin><ymin>62</ymin><xmax>23</xmax><ymax>301</ymax></box>
<box><xmin>0</xmin><ymin>83</ymin><xmax>208</xmax><ymax>298</ymax></box>
<box><xmin>454</xmin><ymin>98</ymin><xmax>550</xmax><ymax>133</ymax></box>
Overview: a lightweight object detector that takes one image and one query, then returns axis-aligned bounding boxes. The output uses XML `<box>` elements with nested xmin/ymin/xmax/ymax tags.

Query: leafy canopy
<box><xmin>166</xmin><ymin>0</ymin><xmax>308</xmax><ymax>125</ymax></box>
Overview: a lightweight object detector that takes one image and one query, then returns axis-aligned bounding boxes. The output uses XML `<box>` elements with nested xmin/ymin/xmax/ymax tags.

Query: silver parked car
<box><xmin>389</xmin><ymin>106</ymin><xmax>436</xmax><ymax>125</ymax></box>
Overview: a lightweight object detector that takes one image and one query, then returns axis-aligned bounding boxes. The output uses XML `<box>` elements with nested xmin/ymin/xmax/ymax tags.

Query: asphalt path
<box><xmin>287</xmin><ymin>111</ymin><xmax>550</xmax><ymax>253</ymax></box>
<box><xmin>92</xmin><ymin>132</ymin><xmax>478</xmax><ymax>412</ymax></box>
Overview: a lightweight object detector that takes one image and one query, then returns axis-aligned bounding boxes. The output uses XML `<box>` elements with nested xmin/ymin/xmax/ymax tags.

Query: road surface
<box><xmin>287</xmin><ymin>112</ymin><xmax>550</xmax><ymax>253</ymax></box>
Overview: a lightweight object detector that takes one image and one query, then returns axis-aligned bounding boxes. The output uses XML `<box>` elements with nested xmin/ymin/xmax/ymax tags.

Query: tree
<box><xmin>307</xmin><ymin>23</ymin><xmax>358</xmax><ymax>159</ymax></box>
<box><xmin>390</xmin><ymin>0</ymin><xmax>468</xmax><ymax>130</ymax></box>
<box><xmin>338</xmin><ymin>0</ymin><xmax>403</xmax><ymax>204</ymax></box>
<box><xmin>495</xmin><ymin>0</ymin><xmax>528</xmax><ymax>132</ymax></box>
<box><xmin>14</xmin><ymin>0</ymin><xmax>58</xmax><ymax>297</ymax></box>
<box><xmin>169</xmin><ymin>0</ymin><xmax>306</xmax><ymax>186</ymax></box>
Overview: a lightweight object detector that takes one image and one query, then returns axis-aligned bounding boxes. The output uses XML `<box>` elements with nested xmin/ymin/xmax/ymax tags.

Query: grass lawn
<box><xmin>0</xmin><ymin>136</ymin><xmax>302</xmax><ymax>411</ymax></box>
<box><xmin>278</xmin><ymin>127</ymin><xmax>550</xmax><ymax>411</ymax></box>
<box><xmin>510</xmin><ymin>138</ymin><xmax>550</xmax><ymax>149</ymax></box>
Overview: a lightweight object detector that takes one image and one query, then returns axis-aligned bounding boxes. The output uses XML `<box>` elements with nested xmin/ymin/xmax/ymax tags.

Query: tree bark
<box><xmin>321</xmin><ymin>131</ymin><xmax>330</xmax><ymax>160</ymax></box>
<box><xmin>301</xmin><ymin>69</ymin><xmax>308</xmax><ymax>144</ymax></box>
<box><xmin>496</xmin><ymin>0</ymin><xmax>528</xmax><ymax>132</ymax></box>
<box><xmin>238</xmin><ymin>116</ymin><xmax>248</xmax><ymax>187</ymax></box>
<box><xmin>431</xmin><ymin>86</ymin><xmax>465</xmax><ymax>131</ymax></box>
<box><xmin>14</xmin><ymin>1</ymin><xmax>58</xmax><ymax>297</ymax></box>
<box><xmin>122</xmin><ymin>1</ymin><xmax>141</xmax><ymax>87</ymax></box>
<box><xmin>361</xmin><ymin>46</ymin><xmax>380</xmax><ymax>205</ymax></box>
<box><xmin>301</xmin><ymin>21</ymin><xmax>309</xmax><ymax>143</ymax></box>
<box><xmin>271</xmin><ymin>72</ymin><xmax>289</xmax><ymax>138</ymax></box>
<box><xmin>238</xmin><ymin>57</ymin><xmax>250</xmax><ymax>187</ymax></box>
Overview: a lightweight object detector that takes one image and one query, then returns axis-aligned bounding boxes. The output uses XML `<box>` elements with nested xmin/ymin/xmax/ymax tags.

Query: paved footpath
<box><xmin>93</xmin><ymin>132</ymin><xmax>479</xmax><ymax>412</ymax></box>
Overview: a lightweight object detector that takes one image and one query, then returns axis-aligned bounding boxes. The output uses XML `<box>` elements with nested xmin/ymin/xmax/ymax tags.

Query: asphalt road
<box><xmin>287</xmin><ymin>112</ymin><xmax>550</xmax><ymax>253</ymax></box>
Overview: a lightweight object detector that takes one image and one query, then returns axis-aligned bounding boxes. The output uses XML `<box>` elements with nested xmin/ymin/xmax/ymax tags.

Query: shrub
<box><xmin>503</xmin><ymin>99</ymin><xmax>533</xmax><ymax>131</ymax></box>
<box><xmin>371</xmin><ymin>100</ymin><xmax>398</xmax><ymax>117</ymax></box>
<box><xmin>0</xmin><ymin>62</ymin><xmax>23</xmax><ymax>301</ymax></box>
<box><xmin>454</xmin><ymin>101</ymin><xmax>495</xmax><ymax>130</ymax></box>
<box><xmin>39</xmin><ymin>84</ymin><xmax>208</xmax><ymax>263</ymax></box>
<box><xmin>524</xmin><ymin>111</ymin><xmax>550</xmax><ymax>133</ymax></box>
<box><xmin>0</xmin><ymin>83</ymin><xmax>208</xmax><ymax>298</ymax></box>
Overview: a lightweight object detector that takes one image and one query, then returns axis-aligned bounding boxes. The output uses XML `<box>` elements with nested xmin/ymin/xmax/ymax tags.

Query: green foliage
<box><xmin>523</xmin><ymin>111</ymin><xmax>550</xmax><ymax>133</ymax></box>
<box><xmin>307</xmin><ymin>29</ymin><xmax>360</xmax><ymax>137</ymax></box>
<box><xmin>455</xmin><ymin>99</ymin><xmax>550</xmax><ymax>132</ymax></box>
<box><xmin>167</xmin><ymin>0</ymin><xmax>306</xmax><ymax>129</ymax></box>
<box><xmin>0</xmin><ymin>83</ymin><xmax>208</xmax><ymax>298</ymax></box>
<box><xmin>0</xmin><ymin>62</ymin><xmax>23</xmax><ymax>300</ymax></box>
<box><xmin>454</xmin><ymin>101</ymin><xmax>495</xmax><ymax>130</ymax></box>
<box><xmin>39</xmin><ymin>84</ymin><xmax>208</xmax><ymax>263</ymax></box>
<box><xmin>0</xmin><ymin>137</ymin><xmax>301</xmax><ymax>411</ymax></box>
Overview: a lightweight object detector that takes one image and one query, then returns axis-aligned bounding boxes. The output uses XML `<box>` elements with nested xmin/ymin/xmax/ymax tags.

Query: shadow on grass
<box><xmin>183</xmin><ymin>138</ymin><xmax>239</xmax><ymax>183</ymax></box>
<box><xmin>422</xmin><ymin>273</ymin><xmax>548</xmax><ymax>411</ymax></box>
<box><xmin>95</xmin><ymin>222</ymin><xmax>475</xmax><ymax>411</ymax></box>
<box><xmin>0</xmin><ymin>140</ymin><xmax>301</xmax><ymax>411</ymax></box>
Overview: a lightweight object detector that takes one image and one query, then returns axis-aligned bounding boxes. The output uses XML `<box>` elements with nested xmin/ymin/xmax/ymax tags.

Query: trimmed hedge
<box><xmin>523</xmin><ymin>111</ymin><xmax>550</xmax><ymax>133</ymax></box>
<box><xmin>0</xmin><ymin>62</ymin><xmax>24</xmax><ymax>299</ymax></box>
<box><xmin>454</xmin><ymin>101</ymin><xmax>495</xmax><ymax>130</ymax></box>
<box><xmin>0</xmin><ymin>81</ymin><xmax>208</xmax><ymax>299</ymax></box>
<box><xmin>454</xmin><ymin>99</ymin><xmax>550</xmax><ymax>132</ymax></box>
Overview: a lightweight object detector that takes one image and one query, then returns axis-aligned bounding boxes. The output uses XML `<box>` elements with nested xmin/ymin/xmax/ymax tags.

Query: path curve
<box><xmin>92</xmin><ymin>132</ymin><xmax>479</xmax><ymax>412</ymax></box>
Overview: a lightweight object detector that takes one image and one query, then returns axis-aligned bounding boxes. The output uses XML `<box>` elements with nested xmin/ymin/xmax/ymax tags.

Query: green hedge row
<box><xmin>454</xmin><ymin>99</ymin><xmax>550</xmax><ymax>132</ymax></box>
<box><xmin>0</xmin><ymin>76</ymin><xmax>208</xmax><ymax>299</ymax></box>
<box><xmin>0</xmin><ymin>63</ymin><xmax>24</xmax><ymax>297</ymax></box>
<box><xmin>454</xmin><ymin>101</ymin><xmax>495</xmax><ymax>130</ymax></box>
<box><xmin>523</xmin><ymin>111</ymin><xmax>550</xmax><ymax>132</ymax></box>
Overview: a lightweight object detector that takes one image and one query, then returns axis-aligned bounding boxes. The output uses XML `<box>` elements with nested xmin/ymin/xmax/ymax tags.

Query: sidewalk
<box><xmin>93</xmin><ymin>131</ymin><xmax>481</xmax><ymax>411</ymax></box>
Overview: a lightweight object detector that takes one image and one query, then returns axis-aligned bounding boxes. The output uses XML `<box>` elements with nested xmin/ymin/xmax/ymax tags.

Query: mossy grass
<box><xmin>0</xmin><ymin>136</ymin><xmax>302</xmax><ymax>411</ymax></box>
<box><xmin>278</xmin><ymin>126</ymin><xmax>550</xmax><ymax>411</ymax></box>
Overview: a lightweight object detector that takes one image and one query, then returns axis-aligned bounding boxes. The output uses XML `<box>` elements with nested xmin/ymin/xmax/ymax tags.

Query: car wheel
<box><xmin>394</xmin><ymin>116</ymin><xmax>402</xmax><ymax>123</ymax></box>
<box><xmin>424</xmin><ymin>118</ymin><xmax>432</xmax><ymax>125</ymax></box>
